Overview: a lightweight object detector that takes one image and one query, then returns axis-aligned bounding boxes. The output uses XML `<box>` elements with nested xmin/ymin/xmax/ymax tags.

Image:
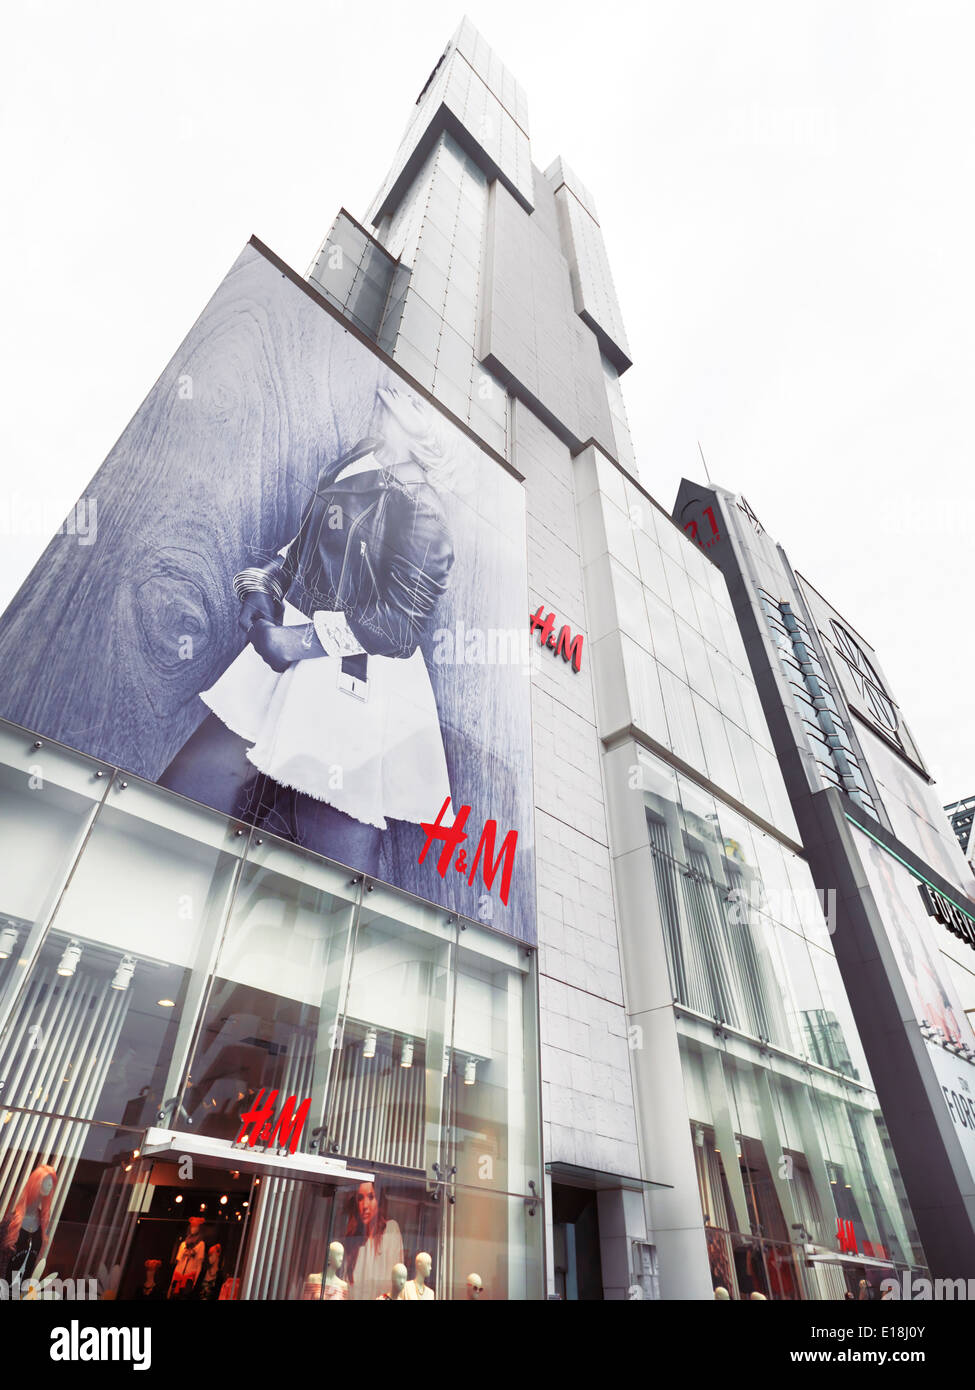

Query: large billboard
<box><xmin>853</xmin><ymin>825</ymin><xmax>975</xmax><ymax>1183</ymax></box>
<box><xmin>0</xmin><ymin>240</ymin><xmax>535</xmax><ymax>942</ymax></box>
<box><xmin>853</xmin><ymin>824</ymin><xmax>974</xmax><ymax>1047</ymax></box>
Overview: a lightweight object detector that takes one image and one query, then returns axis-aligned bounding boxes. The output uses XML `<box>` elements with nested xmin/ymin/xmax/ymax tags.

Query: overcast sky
<box><xmin>2</xmin><ymin>0</ymin><xmax>972</xmax><ymax>804</ymax></box>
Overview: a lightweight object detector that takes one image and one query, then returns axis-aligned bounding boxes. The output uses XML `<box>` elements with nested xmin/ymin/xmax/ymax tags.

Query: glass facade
<box><xmin>636</xmin><ymin>742</ymin><xmax>925</xmax><ymax>1296</ymax></box>
<box><xmin>0</xmin><ymin>717</ymin><xmax>543</xmax><ymax>1300</ymax></box>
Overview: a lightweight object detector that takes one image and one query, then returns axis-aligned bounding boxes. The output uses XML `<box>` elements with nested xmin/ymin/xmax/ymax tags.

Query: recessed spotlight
<box><xmin>158</xmin><ymin>998</ymin><xmax>176</xmax><ymax>1008</ymax></box>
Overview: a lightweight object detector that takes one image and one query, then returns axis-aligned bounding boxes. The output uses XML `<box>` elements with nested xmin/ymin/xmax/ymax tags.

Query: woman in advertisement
<box><xmin>159</xmin><ymin>385</ymin><xmax>456</xmax><ymax>874</ymax></box>
<box><xmin>868</xmin><ymin>840</ymin><xmax>967</xmax><ymax>1045</ymax></box>
<box><xmin>343</xmin><ymin>1178</ymin><xmax>404</xmax><ymax>1302</ymax></box>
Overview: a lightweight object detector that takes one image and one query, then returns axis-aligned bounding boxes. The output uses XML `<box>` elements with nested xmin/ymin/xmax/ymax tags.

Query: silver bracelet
<box><xmin>233</xmin><ymin>568</ymin><xmax>284</xmax><ymax>603</ymax></box>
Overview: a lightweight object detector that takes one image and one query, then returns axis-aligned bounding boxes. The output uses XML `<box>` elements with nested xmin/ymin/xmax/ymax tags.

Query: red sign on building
<box><xmin>236</xmin><ymin>1089</ymin><xmax>311</xmax><ymax>1154</ymax></box>
<box><xmin>529</xmin><ymin>606</ymin><xmax>584</xmax><ymax>672</ymax></box>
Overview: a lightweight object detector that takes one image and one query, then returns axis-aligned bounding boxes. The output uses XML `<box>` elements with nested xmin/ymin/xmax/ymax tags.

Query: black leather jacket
<box><xmin>256</xmin><ymin>439</ymin><xmax>454</xmax><ymax>660</ymax></box>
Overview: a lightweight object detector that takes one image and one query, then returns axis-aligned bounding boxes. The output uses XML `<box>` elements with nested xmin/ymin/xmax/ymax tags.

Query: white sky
<box><xmin>1</xmin><ymin>0</ymin><xmax>973</xmax><ymax>805</ymax></box>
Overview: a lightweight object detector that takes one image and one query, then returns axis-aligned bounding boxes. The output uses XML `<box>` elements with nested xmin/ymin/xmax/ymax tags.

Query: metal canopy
<box><xmin>546</xmin><ymin>1161</ymin><xmax>672</xmax><ymax>1192</ymax></box>
<box><xmin>141</xmin><ymin>1127</ymin><xmax>374</xmax><ymax>1186</ymax></box>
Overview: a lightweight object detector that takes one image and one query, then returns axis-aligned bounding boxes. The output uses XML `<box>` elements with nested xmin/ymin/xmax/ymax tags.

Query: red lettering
<box><xmin>554</xmin><ymin>625</ymin><xmax>584</xmax><ymax>672</ymax></box>
<box><xmin>836</xmin><ymin>1218</ymin><xmax>858</xmax><ymax>1255</ymax></box>
<box><xmin>419</xmin><ymin>798</ymin><xmax>470</xmax><ymax>880</ymax></box>
<box><xmin>236</xmin><ymin>1088</ymin><xmax>278</xmax><ymax>1147</ymax></box>
<box><xmin>529</xmin><ymin>606</ymin><xmax>556</xmax><ymax>648</ymax></box>
<box><xmin>530</xmin><ymin>605</ymin><xmax>583</xmax><ymax>670</ymax></box>
<box><xmin>268</xmin><ymin>1095</ymin><xmax>312</xmax><ymax>1154</ymax></box>
<box><xmin>468</xmin><ymin>821</ymin><xmax>518</xmax><ymax>906</ymax></box>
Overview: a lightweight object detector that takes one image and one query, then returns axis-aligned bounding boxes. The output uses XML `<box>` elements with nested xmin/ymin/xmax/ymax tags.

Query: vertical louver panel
<box><xmin>327</xmin><ymin>1040</ymin><xmax>425</xmax><ymax>1171</ymax></box>
<box><xmin>0</xmin><ymin>966</ymin><xmax>131</xmax><ymax>1276</ymax></box>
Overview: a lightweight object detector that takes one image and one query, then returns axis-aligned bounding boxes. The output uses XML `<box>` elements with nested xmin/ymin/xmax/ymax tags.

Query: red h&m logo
<box><xmin>235</xmin><ymin>1090</ymin><xmax>311</xmax><ymax>1154</ymax></box>
<box><xmin>418</xmin><ymin>798</ymin><xmax>518</xmax><ymax>906</ymax></box>
<box><xmin>836</xmin><ymin>1218</ymin><xmax>859</xmax><ymax>1256</ymax></box>
<box><xmin>529</xmin><ymin>607</ymin><xmax>583</xmax><ymax>672</ymax></box>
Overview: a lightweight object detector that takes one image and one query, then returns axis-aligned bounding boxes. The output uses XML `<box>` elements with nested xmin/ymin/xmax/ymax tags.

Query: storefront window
<box><xmin>681</xmin><ymin>1032</ymin><xmax>924</xmax><ymax>1300</ymax></box>
<box><xmin>327</xmin><ymin>881</ymin><xmax>455</xmax><ymax>1175</ymax></box>
<box><xmin>0</xmin><ymin>716</ymin><xmax>543</xmax><ymax>1299</ymax></box>
<box><xmin>0</xmin><ymin>1112</ymin><xmax>146</xmax><ymax>1298</ymax></box>
<box><xmin>1</xmin><ymin>773</ymin><xmax>243</xmax><ymax>1131</ymax></box>
<box><xmin>448</xmin><ymin>922</ymin><xmax>539</xmax><ymax>1196</ymax></box>
<box><xmin>176</xmin><ymin>837</ymin><xmax>358</xmax><ymax>1142</ymax></box>
<box><xmin>446</xmin><ymin>1183</ymin><xmax>543</xmax><ymax>1302</ymax></box>
<box><xmin>0</xmin><ymin>723</ymin><xmax>107</xmax><ymax>1029</ymax></box>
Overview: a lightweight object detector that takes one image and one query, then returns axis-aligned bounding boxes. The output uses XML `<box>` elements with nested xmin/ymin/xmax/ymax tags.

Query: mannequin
<box><xmin>465</xmin><ymin>1272</ymin><xmax>484</xmax><ymax>1300</ymax></box>
<box><xmin>302</xmin><ymin>1272</ymin><xmax>323</xmax><ymax>1301</ymax></box>
<box><xmin>401</xmin><ymin>1251</ymin><xmax>435</xmax><ymax>1301</ymax></box>
<box><xmin>0</xmin><ymin>1165</ymin><xmax>57</xmax><ymax>1283</ymax></box>
<box><xmin>135</xmin><ymin>1259</ymin><xmax>164</xmax><ymax>1300</ymax></box>
<box><xmin>376</xmin><ymin>1263</ymin><xmax>408</xmax><ymax>1300</ymax></box>
<box><xmin>168</xmin><ymin>1216</ymin><xmax>206</xmax><ymax>1299</ymax></box>
<box><xmin>196</xmin><ymin>1243</ymin><xmax>223</xmax><ymax>1300</ymax></box>
<box><xmin>714</xmin><ymin>1286</ymin><xmax>730</xmax><ymax>1301</ymax></box>
<box><xmin>322</xmin><ymin>1241</ymin><xmax>348</xmax><ymax>1300</ymax></box>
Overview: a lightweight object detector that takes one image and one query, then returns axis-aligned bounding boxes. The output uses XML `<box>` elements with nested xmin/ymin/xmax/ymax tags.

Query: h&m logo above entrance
<box><xmin>918</xmin><ymin>881</ymin><xmax>975</xmax><ymax>954</ymax></box>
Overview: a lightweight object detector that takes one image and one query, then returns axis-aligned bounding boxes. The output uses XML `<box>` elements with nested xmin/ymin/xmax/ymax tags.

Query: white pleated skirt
<box><xmin>200</xmin><ymin>602</ymin><xmax>451</xmax><ymax>830</ymax></box>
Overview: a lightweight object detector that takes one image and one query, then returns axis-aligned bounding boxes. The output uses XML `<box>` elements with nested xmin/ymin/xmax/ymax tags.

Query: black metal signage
<box><xmin>918</xmin><ymin>880</ymin><xmax>975</xmax><ymax>953</ymax></box>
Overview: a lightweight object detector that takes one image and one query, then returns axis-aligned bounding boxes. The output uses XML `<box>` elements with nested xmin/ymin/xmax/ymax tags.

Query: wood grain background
<box><xmin>0</xmin><ymin>244</ymin><xmax>535</xmax><ymax>943</ymax></box>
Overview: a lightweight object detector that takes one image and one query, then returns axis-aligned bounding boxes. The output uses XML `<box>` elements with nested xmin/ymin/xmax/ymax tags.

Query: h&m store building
<box><xmin>1</xmin><ymin>21</ymin><xmax>974</xmax><ymax>1301</ymax></box>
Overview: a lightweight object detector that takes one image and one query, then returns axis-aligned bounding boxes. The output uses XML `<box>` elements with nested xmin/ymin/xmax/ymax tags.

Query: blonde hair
<box><xmin>403</xmin><ymin>403</ymin><xmax>457</xmax><ymax>494</ymax></box>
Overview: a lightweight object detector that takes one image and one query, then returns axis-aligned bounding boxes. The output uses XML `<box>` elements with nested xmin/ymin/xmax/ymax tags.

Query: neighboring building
<box><xmin>945</xmin><ymin>795</ymin><xmax>975</xmax><ymax>866</ymax></box>
<box><xmin>0</xmin><ymin>19</ymin><xmax>941</xmax><ymax>1302</ymax></box>
<box><xmin>673</xmin><ymin>480</ymin><xmax>975</xmax><ymax>1279</ymax></box>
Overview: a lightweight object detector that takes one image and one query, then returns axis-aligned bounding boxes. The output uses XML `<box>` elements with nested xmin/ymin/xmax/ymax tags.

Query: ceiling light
<box><xmin>57</xmin><ymin>941</ymin><xmax>82</xmax><ymax>977</ymax></box>
<box><xmin>464</xmin><ymin>1057</ymin><xmax>477</xmax><ymax>1086</ymax></box>
<box><xmin>0</xmin><ymin>924</ymin><xmax>18</xmax><ymax>959</ymax></box>
<box><xmin>157</xmin><ymin>998</ymin><xmax>175</xmax><ymax>1008</ymax></box>
<box><xmin>363</xmin><ymin>1028</ymin><xmax>377</xmax><ymax>1059</ymax></box>
<box><xmin>400</xmin><ymin>1038</ymin><xmax>414</xmax><ymax>1069</ymax></box>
